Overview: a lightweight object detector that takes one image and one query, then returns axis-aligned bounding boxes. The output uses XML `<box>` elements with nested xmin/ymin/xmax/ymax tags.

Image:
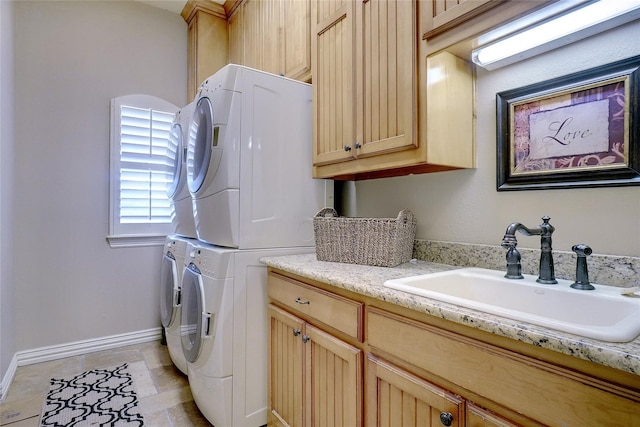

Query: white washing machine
<box><xmin>167</xmin><ymin>101</ymin><xmax>197</xmax><ymax>238</ymax></box>
<box><xmin>180</xmin><ymin>242</ymin><xmax>310</xmax><ymax>427</ymax></box>
<box><xmin>159</xmin><ymin>234</ymin><xmax>196</xmax><ymax>374</ymax></box>
<box><xmin>186</xmin><ymin>64</ymin><xmax>333</xmax><ymax>248</ymax></box>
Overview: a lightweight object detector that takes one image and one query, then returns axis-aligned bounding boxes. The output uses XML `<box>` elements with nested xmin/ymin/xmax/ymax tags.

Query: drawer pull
<box><xmin>302</xmin><ymin>335</ymin><xmax>310</xmax><ymax>343</ymax></box>
<box><xmin>293</xmin><ymin>329</ymin><xmax>301</xmax><ymax>337</ymax></box>
<box><xmin>295</xmin><ymin>297</ymin><xmax>310</xmax><ymax>305</ymax></box>
<box><xmin>439</xmin><ymin>412</ymin><xmax>454</xmax><ymax>426</ymax></box>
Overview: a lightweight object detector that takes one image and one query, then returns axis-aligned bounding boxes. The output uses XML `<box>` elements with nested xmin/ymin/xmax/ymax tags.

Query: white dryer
<box><xmin>167</xmin><ymin>101</ymin><xmax>197</xmax><ymax>238</ymax></box>
<box><xmin>159</xmin><ymin>234</ymin><xmax>195</xmax><ymax>374</ymax></box>
<box><xmin>180</xmin><ymin>241</ymin><xmax>312</xmax><ymax>427</ymax></box>
<box><xmin>186</xmin><ymin>64</ymin><xmax>333</xmax><ymax>248</ymax></box>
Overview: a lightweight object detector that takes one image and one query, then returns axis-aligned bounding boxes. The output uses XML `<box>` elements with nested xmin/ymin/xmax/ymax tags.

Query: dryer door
<box><xmin>187</xmin><ymin>97</ymin><xmax>213</xmax><ymax>194</ymax></box>
<box><xmin>166</xmin><ymin>121</ymin><xmax>183</xmax><ymax>200</ymax></box>
<box><xmin>180</xmin><ymin>263</ymin><xmax>206</xmax><ymax>363</ymax></box>
<box><xmin>159</xmin><ymin>252</ymin><xmax>179</xmax><ymax>328</ymax></box>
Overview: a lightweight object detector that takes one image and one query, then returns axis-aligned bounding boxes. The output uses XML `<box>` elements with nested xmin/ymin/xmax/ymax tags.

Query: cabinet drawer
<box><xmin>268</xmin><ymin>272</ymin><xmax>364</xmax><ymax>341</ymax></box>
<box><xmin>367</xmin><ymin>307</ymin><xmax>640</xmax><ymax>427</ymax></box>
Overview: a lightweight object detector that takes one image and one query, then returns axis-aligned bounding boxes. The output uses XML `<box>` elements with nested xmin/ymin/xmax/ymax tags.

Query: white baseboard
<box><xmin>0</xmin><ymin>353</ymin><xmax>18</xmax><ymax>402</ymax></box>
<box><xmin>0</xmin><ymin>327</ymin><xmax>162</xmax><ymax>401</ymax></box>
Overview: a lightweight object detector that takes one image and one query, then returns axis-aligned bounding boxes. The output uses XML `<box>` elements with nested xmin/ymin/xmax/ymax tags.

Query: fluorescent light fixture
<box><xmin>472</xmin><ymin>0</ymin><xmax>640</xmax><ymax>70</ymax></box>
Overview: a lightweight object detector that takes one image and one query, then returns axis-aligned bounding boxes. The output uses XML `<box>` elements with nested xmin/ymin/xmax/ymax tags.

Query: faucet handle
<box><xmin>504</xmin><ymin>246</ymin><xmax>524</xmax><ymax>279</ymax></box>
<box><xmin>539</xmin><ymin>215</ymin><xmax>555</xmax><ymax>234</ymax></box>
<box><xmin>501</xmin><ymin>233</ymin><xmax>521</xmax><ymax>278</ymax></box>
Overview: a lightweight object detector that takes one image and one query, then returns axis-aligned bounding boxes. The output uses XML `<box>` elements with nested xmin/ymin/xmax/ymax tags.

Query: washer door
<box><xmin>166</xmin><ymin>121</ymin><xmax>183</xmax><ymax>200</ymax></box>
<box><xmin>187</xmin><ymin>97</ymin><xmax>213</xmax><ymax>194</ymax></box>
<box><xmin>159</xmin><ymin>252</ymin><xmax>179</xmax><ymax>328</ymax></box>
<box><xmin>180</xmin><ymin>263</ymin><xmax>206</xmax><ymax>363</ymax></box>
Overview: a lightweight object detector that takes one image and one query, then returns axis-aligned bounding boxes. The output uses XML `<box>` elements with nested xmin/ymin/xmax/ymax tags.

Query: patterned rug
<box><xmin>39</xmin><ymin>363</ymin><xmax>145</xmax><ymax>426</ymax></box>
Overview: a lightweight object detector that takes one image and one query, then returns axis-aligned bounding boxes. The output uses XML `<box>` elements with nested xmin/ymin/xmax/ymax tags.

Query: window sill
<box><xmin>107</xmin><ymin>234</ymin><xmax>167</xmax><ymax>248</ymax></box>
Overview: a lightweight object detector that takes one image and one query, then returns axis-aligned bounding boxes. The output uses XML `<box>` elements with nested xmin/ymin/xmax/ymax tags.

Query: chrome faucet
<box><xmin>501</xmin><ymin>216</ymin><xmax>557</xmax><ymax>284</ymax></box>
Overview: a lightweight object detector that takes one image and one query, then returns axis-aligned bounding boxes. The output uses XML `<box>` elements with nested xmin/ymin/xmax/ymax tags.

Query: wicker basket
<box><xmin>313</xmin><ymin>208</ymin><xmax>417</xmax><ymax>267</ymax></box>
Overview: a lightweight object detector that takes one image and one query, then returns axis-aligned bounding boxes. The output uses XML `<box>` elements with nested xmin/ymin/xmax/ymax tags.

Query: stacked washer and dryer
<box><xmin>163</xmin><ymin>64</ymin><xmax>333</xmax><ymax>427</ymax></box>
<box><xmin>160</xmin><ymin>102</ymin><xmax>198</xmax><ymax>375</ymax></box>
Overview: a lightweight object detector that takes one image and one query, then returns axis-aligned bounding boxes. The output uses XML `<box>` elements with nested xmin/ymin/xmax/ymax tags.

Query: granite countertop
<box><xmin>261</xmin><ymin>253</ymin><xmax>640</xmax><ymax>377</ymax></box>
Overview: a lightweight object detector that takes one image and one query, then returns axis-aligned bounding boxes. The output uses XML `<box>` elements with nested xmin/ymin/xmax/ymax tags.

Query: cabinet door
<box><xmin>366</xmin><ymin>355</ymin><xmax>464</xmax><ymax>427</ymax></box>
<box><xmin>312</xmin><ymin>0</ymin><xmax>356</xmax><ymax>166</ymax></box>
<box><xmin>185</xmin><ymin>9</ymin><xmax>228</xmax><ymax>100</ymax></box>
<box><xmin>261</xmin><ymin>0</ymin><xmax>282</xmax><ymax>75</ymax></box>
<box><xmin>283</xmin><ymin>0</ymin><xmax>311</xmax><ymax>81</ymax></box>
<box><xmin>423</xmin><ymin>0</ymin><xmax>503</xmax><ymax>40</ymax></box>
<box><xmin>228</xmin><ymin>5</ymin><xmax>244</xmax><ymax>66</ymax></box>
<box><xmin>242</xmin><ymin>0</ymin><xmax>263</xmax><ymax>71</ymax></box>
<box><xmin>268</xmin><ymin>304</ymin><xmax>305</xmax><ymax>427</ymax></box>
<box><xmin>355</xmin><ymin>0</ymin><xmax>418</xmax><ymax>158</ymax></box>
<box><xmin>306</xmin><ymin>323</ymin><xmax>363</xmax><ymax>427</ymax></box>
<box><xmin>229</xmin><ymin>0</ymin><xmax>278</xmax><ymax>74</ymax></box>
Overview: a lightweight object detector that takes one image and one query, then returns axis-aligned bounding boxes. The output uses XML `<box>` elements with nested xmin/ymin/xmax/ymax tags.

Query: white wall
<box><xmin>1</xmin><ymin>0</ymin><xmax>16</xmax><ymax>381</ymax></box>
<box><xmin>356</xmin><ymin>20</ymin><xmax>640</xmax><ymax>258</ymax></box>
<box><xmin>12</xmin><ymin>1</ymin><xmax>187</xmax><ymax>352</ymax></box>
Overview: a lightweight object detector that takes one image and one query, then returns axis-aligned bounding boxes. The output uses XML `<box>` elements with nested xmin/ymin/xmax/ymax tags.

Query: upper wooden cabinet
<box><xmin>311</xmin><ymin>0</ymin><xmax>475</xmax><ymax>180</ymax></box>
<box><xmin>310</xmin><ymin>0</ymin><xmax>355</xmax><ymax>168</ymax></box>
<box><xmin>182</xmin><ymin>0</ymin><xmax>229</xmax><ymax>100</ymax></box>
<box><xmin>282</xmin><ymin>0</ymin><xmax>312</xmax><ymax>80</ymax></box>
<box><xmin>312</xmin><ymin>0</ymin><xmax>419</xmax><ymax>178</ymax></box>
<box><xmin>421</xmin><ymin>0</ymin><xmax>556</xmax><ymax>57</ymax></box>
<box><xmin>423</xmin><ymin>0</ymin><xmax>508</xmax><ymax>41</ymax></box>
<box><xmin>227</xmin><ymin>0</ymin><xmax>312</xmax><ymax>82</ymax></box>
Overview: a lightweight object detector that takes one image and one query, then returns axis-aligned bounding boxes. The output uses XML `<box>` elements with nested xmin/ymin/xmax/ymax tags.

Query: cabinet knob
<box><xmin>293</xmin><ymin>329</ymin><xmax>301</xmax><ymax>337</ymax></box>
<box><xmin>354</xmin><ymin>142</ymin><xmax>361</xmax><ymax>149</ymax></box>
<box><xmin>344</xmin><ymin>144</ymin><xmax>351</xmax><ymax>151</ymax></box>
<box><xmin>439</xmin><ymin>412</ymin><xmax>454</xmax><ymax>426</ymax></box>
<box><xmin>302</xmin><ymin>335</ymin><xmax>310</xmax><ymax>343</ymax></box>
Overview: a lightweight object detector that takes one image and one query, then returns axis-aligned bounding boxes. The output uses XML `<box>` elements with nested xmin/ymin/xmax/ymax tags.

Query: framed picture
<box><xmin>496</xmin><ymin>55</ymin><xmax>640</xmax><ymax>191</ymax></box>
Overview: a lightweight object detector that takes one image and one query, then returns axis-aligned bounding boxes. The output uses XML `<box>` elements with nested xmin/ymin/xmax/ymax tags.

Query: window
<box><xmin>108</xmin><ymin>94</ymin><xmax>179</xmax><ymax>247</ymax></box>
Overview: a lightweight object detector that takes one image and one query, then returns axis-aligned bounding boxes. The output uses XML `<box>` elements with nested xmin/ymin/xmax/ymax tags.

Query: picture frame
<box><xmin>496</xmin><ymin>55</ymin><xmax>640</xmax><ymax>191</ymax></box>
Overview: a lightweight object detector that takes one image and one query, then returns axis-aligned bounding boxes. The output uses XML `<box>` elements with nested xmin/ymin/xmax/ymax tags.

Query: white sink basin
<box><xmin>384</xmin><ymin>267</ymin><xmax>640</xmax><ymax>342</ymax></box>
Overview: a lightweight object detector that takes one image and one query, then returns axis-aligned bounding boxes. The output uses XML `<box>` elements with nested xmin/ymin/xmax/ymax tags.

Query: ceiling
<box><xmin>138</xmin><ymin>0</ymin><xmax>225</xmax><ymax>15</ymax></box>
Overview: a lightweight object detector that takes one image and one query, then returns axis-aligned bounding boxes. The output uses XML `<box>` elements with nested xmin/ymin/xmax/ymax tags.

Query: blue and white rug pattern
<box><xmin>40</xmin><ymin>363</ymin><xmax>145</xmax><ymax>426</ymax></box>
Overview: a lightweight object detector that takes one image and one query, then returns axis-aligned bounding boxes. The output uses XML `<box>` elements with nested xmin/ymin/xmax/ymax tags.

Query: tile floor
<box><xmin>0</xmin><ymin>340</ymin><xmax>212</xmax><ymax>426</ymax></box>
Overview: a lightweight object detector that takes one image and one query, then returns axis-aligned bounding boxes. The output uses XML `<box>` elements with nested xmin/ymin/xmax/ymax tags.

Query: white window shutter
<box><xmin>109</xmin><ymin>95</ymin><xmax>180</xmax><ymax>246</ymax></box>
<box><xmin>119</xmin><ymin>105</ymin><xmax>174</xmax><ymax>224</ymax></box>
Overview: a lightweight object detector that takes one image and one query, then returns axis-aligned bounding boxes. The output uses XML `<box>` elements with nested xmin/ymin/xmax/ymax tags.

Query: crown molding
<box><xmin>181</xmin><ymin>0</ymin><xmax>227</xmax><ymax>22</ymax></box>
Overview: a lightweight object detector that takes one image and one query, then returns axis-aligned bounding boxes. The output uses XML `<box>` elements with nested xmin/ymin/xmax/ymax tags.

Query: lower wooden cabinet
<box><xmin>366</xmin><ymin>355</ymin><xmax>464</xmax><ymax>427</ymax></box>
<box><xmin>367</xmin><ymin>307</ymin><xmax>640</xmax><ymax>426</ymax></box>
<box><xmin>268</xmin><ymin>305</ymin><xmax>305</xmax><ymax>427</ymax></box>
<box><xmin>268</xmin><ymin>304</ymin><xmax>363</xmax><ymax>427</ymax></box>
<box><xmin>306</xmin><ymin>324</ymin><xmax>363</xmax><ymax>426</ymax></box>
<box><xmin>267</xmin><ymin>269</ymin><xmax>640</xmax><ymax>427</ymax></box>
